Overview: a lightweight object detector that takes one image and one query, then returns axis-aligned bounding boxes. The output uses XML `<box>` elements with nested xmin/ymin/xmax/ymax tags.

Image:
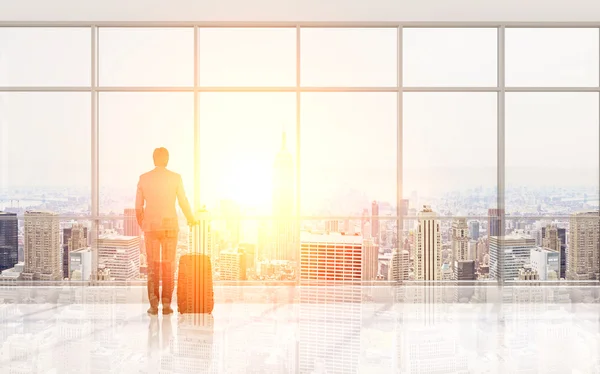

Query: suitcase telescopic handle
<box><xmin>190</xmin><ymin>208</ymin><xmax>210</xmax><ymax>255</ymax></box>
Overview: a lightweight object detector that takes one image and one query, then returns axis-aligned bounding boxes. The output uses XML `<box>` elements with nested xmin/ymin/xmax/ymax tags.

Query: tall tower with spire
<box><xmin>272</xmin><ymin>130</ymin><xmax>295</xmax><ymax>261</ymax></box>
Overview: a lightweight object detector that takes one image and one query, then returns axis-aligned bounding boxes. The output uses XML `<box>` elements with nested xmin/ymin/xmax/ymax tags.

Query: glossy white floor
<box><xmin>1</xmin><ymin>286</ymin><xmax>599</xmax><ymax>373</ymax></box>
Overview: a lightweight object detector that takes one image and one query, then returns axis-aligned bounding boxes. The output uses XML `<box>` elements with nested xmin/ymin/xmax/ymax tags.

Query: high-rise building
<box><xmin>542</xmin><ymin>225</ymin><xmax>566</xmax><ymax>279</ymax></box>
<box><xmin>452</xmin><ymin>218</ymin><xmax>469</xmax><ymax>265</ymax></box>
<box><xmin>567</xmin><ymin>211</ymin><xmax>600</xmax><ymax>281</ymax></box>
<box><xmin>300</xmin><ymin>232</ymin><xmax>362</xmax><ymax>282</ymax></box>
<box><xmin>0</xmin><ymin>212</ymin><xmax>18</xmax><ymax>272</ymax></box>
<box><xmin>469</xmin><ymin>221</ymin><xmax>480</xmax><ymax>241</ymax></box>
<box><xmin>389</xmin><ymin>249</ymin><xmax>410</xmax><ymax>281</ymax></box>
<box><xmin>63</xmin><ymin>223</ymin><xmax>87</xmax><ymax>279</ymax></box>
<box><xmin>530</xmin><ymin>247</ymin><xmax>559</xmax><ymax>281</ymax></box>
<box><xmin>97</xmin><ymin>234</ymin><xmax>140</xmax><ymax>281</ymax></box>
<box><xmin>123</xmin><ymin>208</ymin><xmax>140</xmax><ymax>237</ymax></box>
<box><xmin>454</xmin><ymin>260</ymin><xmax>476</xmax><ymax>281</ymax></box>
<box><xmin>414</xmin><ymin>206</ymin><xmax>442</xmax><ymax>281</ymax></box>
<box><xmin>220</xmin><ymin>249</ymin><xmax>247</xmax><ymax>281</ymax></box>
<box><xmin>362</xmin><ymin>238</ymin><xmax>379</xmax><ymax>281</ymax></box>
<box><xmin>272</xmin><ymin>131</ymin><xmax>295</xmax><ymax>261</ymax></box>
<box><xmin>238</xmin><ymin>242</ymin><xmax>256</xmax><ymax>269</ymax></box>
<box><xmin>21</xmin><ymin>211</ymin><xmax>62</xmax><ymax>281</ymax></box>
<box><xmin>489</xmin><ymin>234</ymin><xmax>536</xmax><ymax>281</ymax></box>
<box><xmin>69</xmin><ymin>247</ymin><xmax>92</xmax><ymax>281</ymax></box>
<box><xmin>371</xmin><ymin>201</ymin><xmax>380</xmax><ymax>243</ymax></box>
<box><xmin>488</xmin><ymin>208</ymin><xmax>505</xmax><ymax>237</ymax></box>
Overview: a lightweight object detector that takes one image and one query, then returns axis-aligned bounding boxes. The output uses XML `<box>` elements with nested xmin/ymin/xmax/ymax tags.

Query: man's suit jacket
<box><xmin>135</xmin><ymin>167</ymin><xmax>194</xmax><ymax>232</ymax></box>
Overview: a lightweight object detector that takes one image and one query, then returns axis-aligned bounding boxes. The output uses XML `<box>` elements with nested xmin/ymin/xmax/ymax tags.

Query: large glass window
<box><xmin>300</xmin><ymin>92</ymin><xmax>397</xmax><ymax>217</ymax></box>
<box><xmin>0</xmin><ymin>93</ymin><xmax>91</xmax><ymax>211</ymax></box>
<box><xmin>403</xmin><ymin>92</ymin><xmax>497</xmax><ymax>216</ymax></box>
<box><xmin>98</xmin><ymin>28</ymin><xmax>194</xmax><ymax>87</ymax></box>
<box><xmin>1</xmin><ymin>25</ymin><xmax>598</xmax><ymax>285</ymax></box>
<box><xmin>99</xmin><ymin>93</ymin><xmax>194</xmax><ymax>215</ymax></box>
<box><xmin>506</xmin><ymin>28</ymin><xmax>599</xmax><ymax>87</ymax></box>
<box><xmin>300</xmin><ymin>28</ymin><xmax>397</xmax><ymax>87</ymax></box>
<box><xmin>403</xmin><ymin>28</ymin><xmax>497</xmax><ymax>87</ymax></box>
<box><xmin>199</xmin><ymin>28</ymin><xmax>296</xmax><ymax>87</ymax></box>
<box><xmin>506</xmin><ymin>93</ymin><xmax>599</xmax><ymax>215</ymax></box>
<box><xmin>0</xmin><ymin>28</ymin><xmax>91</xmax><ymax>87</ymax></box>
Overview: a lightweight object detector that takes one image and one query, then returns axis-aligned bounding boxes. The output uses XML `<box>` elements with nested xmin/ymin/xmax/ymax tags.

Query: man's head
<box><xmin>153</xmin><ymin>147</ymin><xmax>169</xmax><ymax>167</ymax></box>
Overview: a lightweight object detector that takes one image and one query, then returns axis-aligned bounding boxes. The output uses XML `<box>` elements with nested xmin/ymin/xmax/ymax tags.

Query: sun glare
<box><xmin>225</xmin><ymin>159</ymin><xmax>272</xmax><ymax>211</ymax></box>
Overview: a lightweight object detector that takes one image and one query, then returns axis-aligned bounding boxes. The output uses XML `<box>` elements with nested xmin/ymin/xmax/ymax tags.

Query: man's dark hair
<box><xmin>153</xmin><ymin>147</ymin><xmax>169</xmax><ymax>167</ymax></box>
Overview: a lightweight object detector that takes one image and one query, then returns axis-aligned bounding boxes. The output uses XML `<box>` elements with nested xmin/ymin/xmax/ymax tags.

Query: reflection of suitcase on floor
<box><xmin>177</xmin><ymin>210</ymin><xmax>214</xmax><ymax>314</ymax></box>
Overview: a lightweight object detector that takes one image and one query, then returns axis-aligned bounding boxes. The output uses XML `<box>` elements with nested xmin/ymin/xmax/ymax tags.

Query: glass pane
<box><xmin>506</xmin><ymin>28</ymin><xmax>599</xmax><ymax>87</ymax></box>
<box><xmin>0</xmin><ymin>93</ymin><xmax>91</xmax><ymax>213</ymax></box>
<box><xmin>301</xmin><ymin>28</ymin><xmax>397</xmax><ymax>87</ymax></box>
<box><xmin>199</xmin><ymin>93</ymin><xmax>297</xmax><ymax>265</ymax></box>
<box><xmin>99</xmin><ymin>93</ymin><xmax>194</xmax><ymax>215</ymax></box>
<box><xmin>301</xmin><ymin>93</ymin><xmax>397</xmax><ymax>216</ymax></box>
<box><xmin>199</xmin><ymin>92</ymin><xmax>296</xmax><ymax>216</ymax></box>
<box><xmin>0</xmin><ymin>28</ymin><xmax>91</xmax><ymax>86</ymax></box>
<box><xmin>403</xmin><ymin>28</ymin><xmax>497</xmax><ymax>87</ymax></box>
<box><xmin>99</xmin><ymin>28</ymin><xmax>194</xmax><ymax>87</ymax></box>
<box><xmin>506</xmin><ymin>93</ymin><xmax>599</xmax><ymax>215</ymax></box>
<box><xmin>199</xmin><ymin>28</ymin><xmax>296</xmax><ymax>87</ymax></box>
<box><xmin>403</xmin><ymin>93</ymin><xmax>497</xmax><ymax>216</ymax></box>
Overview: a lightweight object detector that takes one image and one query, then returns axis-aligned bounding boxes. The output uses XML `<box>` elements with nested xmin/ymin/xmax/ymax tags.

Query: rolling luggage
<box><xmin>177</xmin><ymin>209</ymin><xmax>214</xmax><ymax>314</ymax></box>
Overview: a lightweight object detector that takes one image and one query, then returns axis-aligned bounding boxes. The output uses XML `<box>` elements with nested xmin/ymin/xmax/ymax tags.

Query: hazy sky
<box><xmin>0</xmin><ymin>27</ymin><xmax>599</xmax><ymax>215</ymax></box>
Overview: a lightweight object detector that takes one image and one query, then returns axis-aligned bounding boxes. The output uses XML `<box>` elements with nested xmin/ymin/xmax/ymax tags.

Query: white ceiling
<box><xmin>1</xmin><ymin>0</ymin><xmax>600</xmax><ymax>23</ymax></box>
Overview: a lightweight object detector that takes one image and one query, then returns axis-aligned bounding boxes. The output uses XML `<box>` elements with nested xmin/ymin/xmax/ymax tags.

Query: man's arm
<box><xmin>176</xmin><ymin>175</ymin><xmax>195</xmax><ymax>225</ymax></box>
<box><xmin>135</xmin><ymin>177</ymin><xmax>145</xmax><ymax>227</ymax></box>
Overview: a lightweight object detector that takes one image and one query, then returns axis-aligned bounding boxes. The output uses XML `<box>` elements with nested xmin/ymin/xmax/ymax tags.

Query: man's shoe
<box><xmin>163</xmin><ymin>306</ymin><xmax>174</xmax><ymax>315</ymax></box>
<box><xmin>147</xmin><ymin>306</ymin><xmax>159</xmax><ymax>316</ymax></box>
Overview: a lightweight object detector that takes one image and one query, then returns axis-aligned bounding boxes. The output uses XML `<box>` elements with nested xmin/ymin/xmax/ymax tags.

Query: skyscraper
<box><xmin>469</xmin><ymin>221</ymin><xmax>480</xmax><ymax>240</ymax></box>
<box><xmin>489</xmin><ymin>234</ymin><xmax>536</xmax><ymax>281</ymax></box>
<box><xmin>97</xmin><ymin>234</ymin><xmax>140</xmax><ymax>281</ymax></box>
<box><xmin>272</xmin><ymin>131</ymin><xmax>295</xmax><ymax>261</ymax></box>
<box><xmin>362</xmin><ymin>238</ymin><xmax>379</xmax><ymax>281</ymax></box>
<box><xmin>567</xmin><ymin>211</ymin><xmax>600</xmax><ymax>281</ymax></box>
<box><xmin>123</xmin><ymin>208</ymin><xmax>140</xmax><ymax>237</ymax></box>
<box><xmin>63</xmin><ymin>223</ymin><xmax>87</xmax><ymax>279</ymax></box>
<box><xmin>454</xmin><ymin>260</ymin><xmax>476</xmax><ymax>281</ymax></box>
<box><xmin>300</xmin><ymin>232</ymin><xmax>362</xmax><ymax>283</ymax></box>
<box><xmin>389</xmin><ymin>249</ymin><xmax>410</xmax><ymax>281</ymax></box>
<box><xmin>414</xmin><ymin>206</ymin><xmax>442</xmax><ymax>281</ymax></box>
<box><xmin>530</xmin><ymin>247</ymin><xmax>559</xmax><ymax>281</ymax></box>
<box><xmin>220</xmin><ymin>249</ymin><xmax>247</xmax><ymax>281</ymax></box>
<box><xmin>542</xmin><ymin>224</ymin><xmax>566</xmax><ymax>280</ymax></box>
<box><xmin>488</xmin><ymin>208</ymin><xmax>505</xmax><ymax>237</ymax></box>
<box><xmin>371</xmin><ymin>201</ymin><xmax>380</xmax><ymax>243</ymax></box>
<box><xmin>452</xmin><ymin>218</ymin><xmax>469</xmax><ymax>263</ymax></box>
<box><xmin>0</xmin><ymin>212</ymin><xmax>18</xmax><ymax>272</ymax></box>
<box><xmin>21</xmin><ymin>211</ymin><xmax>62</xmax><ymax>281</ymax></box>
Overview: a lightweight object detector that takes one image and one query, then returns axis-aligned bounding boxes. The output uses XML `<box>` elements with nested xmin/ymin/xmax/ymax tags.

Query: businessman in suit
<box><xmin>136</xmin><ymin>147</ymin><xmax>196</xmax><ymax>316</ymax></box>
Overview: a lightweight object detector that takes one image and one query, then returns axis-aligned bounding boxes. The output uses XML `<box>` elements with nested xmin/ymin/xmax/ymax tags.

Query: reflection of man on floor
<box><xmin>136</xmin><ymin>147</ymin><xmax>196</xmax><ymax>316</ymax></box>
